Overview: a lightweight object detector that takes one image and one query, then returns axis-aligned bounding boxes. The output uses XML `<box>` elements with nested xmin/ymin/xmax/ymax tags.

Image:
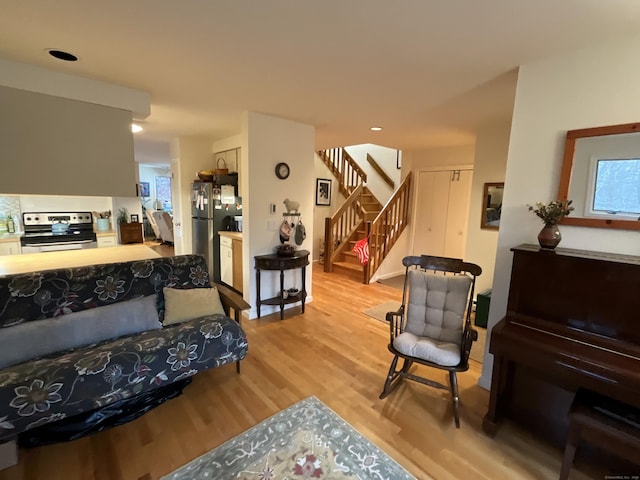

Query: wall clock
<box><xmin>275</xmin><ymin>162</ymin><xmax>290</xmax><ymax>179</ymax></box>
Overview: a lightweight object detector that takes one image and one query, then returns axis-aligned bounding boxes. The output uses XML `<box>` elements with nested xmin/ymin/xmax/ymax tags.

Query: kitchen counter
<box><xmin>218</xmin><ymin>231</ymin><xmax>242</xmax><ymax>241</ymax></box>
<box><xmin>0</xmin><ymin>245</ymin><xmax>161</xmax><ymax>276</ymax></box>
<box><xmin>94</xmin><ymin>229</ymin><xmax>117</xmax><ymax>237</ymax></box>
<box><xmin>0</xmin><ymin>233</ymin><xmax>22</xmax><ymax>243</ymax></box>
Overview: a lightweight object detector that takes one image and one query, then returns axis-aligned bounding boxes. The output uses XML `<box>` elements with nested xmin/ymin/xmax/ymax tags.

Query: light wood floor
<box><xmin>0</xmin><ymin>263</ymin><xmax>599</xmax><ymax>480</ymax></box>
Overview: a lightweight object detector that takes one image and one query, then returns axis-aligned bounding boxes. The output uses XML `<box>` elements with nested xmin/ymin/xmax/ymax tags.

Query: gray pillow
<box><xmin>0</xmin><ymin>295</ymin><xmax>161</xmax><ymax>369</ymax></box>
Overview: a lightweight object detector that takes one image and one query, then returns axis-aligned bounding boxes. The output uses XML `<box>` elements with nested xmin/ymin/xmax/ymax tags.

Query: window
<box><xmin>155</xmin><ymin>176</ymin><xmax>172</xmax><ymax>212</ymax></box>
<box><xmin>586</xmin><ymin>157</ymin><xmax>640</xmax><ymax>218</ymax></box>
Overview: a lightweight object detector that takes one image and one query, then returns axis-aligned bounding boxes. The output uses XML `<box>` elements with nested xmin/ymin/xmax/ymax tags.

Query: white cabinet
<box><xmin>97</xmin><ymin>235</ymin><xmax>117</xmax><ymax>248</ymax></box>
<box><xmin>0</xmin><ymin>240</ymin><xmax>21</xmax><ymax>256</ymax></box>
<box><xmin>220</xmin><ymin>235</ymin><xmax>233</xmax><ymax>287</ymax></box>
<box><xmin>413</xmin><ymin>169</ymin><xmax>473</xmax><ymax>258</ymax></box>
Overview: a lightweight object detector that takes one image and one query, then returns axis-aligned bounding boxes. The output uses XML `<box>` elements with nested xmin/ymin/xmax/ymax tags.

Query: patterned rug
<box><xmin>162</xmin><ymin>396</ymin><xmax>415</xmax><ymax>480</ymax></box>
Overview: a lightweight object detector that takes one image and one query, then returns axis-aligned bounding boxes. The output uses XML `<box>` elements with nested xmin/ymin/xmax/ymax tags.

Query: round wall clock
<box><xmin>275</xmin><ymin>162</ymin><xmax>290</xmax><ymax>179</ymax></box>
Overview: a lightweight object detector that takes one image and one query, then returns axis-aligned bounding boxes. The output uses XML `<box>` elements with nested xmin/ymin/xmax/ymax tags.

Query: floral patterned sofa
<box><xmin>0</xmin><ymin>254</ymin><xmax>248</xmax><ymax>447</ymax></box>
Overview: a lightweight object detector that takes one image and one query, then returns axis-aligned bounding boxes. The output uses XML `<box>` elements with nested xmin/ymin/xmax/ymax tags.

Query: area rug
<box><xmin>363</xmin><ymin>301</ymin><xmax>401</xmax><ymax>323</ymax></box>
<box><xmin>376</xmin><ymin>275</ymin><xmax>405</xmax><ymax>290</ymax></box>
<box><xmin>162</xmin><ymin>396</ymin><xmax>415</xmax><ymax>480</ymax></box>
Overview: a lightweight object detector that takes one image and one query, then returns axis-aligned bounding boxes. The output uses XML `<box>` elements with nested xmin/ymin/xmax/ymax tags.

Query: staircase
<box><xmin>331</xmin><ymin>187</ymin><xmax>381</xmax><ymax>280</ymax></box>
<box><xmin>318</xmin><ymin>148</ymin><xmax>412</xmax><ymax>284</ymax></box>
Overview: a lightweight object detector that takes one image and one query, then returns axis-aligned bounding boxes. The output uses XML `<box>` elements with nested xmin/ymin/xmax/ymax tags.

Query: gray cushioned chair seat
<box><xmin>393</xmin><ymin>332</ymin><xmax>461</xmax><ymax>367</ymax></box>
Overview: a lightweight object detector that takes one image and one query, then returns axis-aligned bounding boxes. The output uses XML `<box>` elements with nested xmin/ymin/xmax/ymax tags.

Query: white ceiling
<box><xmin>2</xmin><ymin>1</ymin><xmax>640</xmax><ymax>161</ymax></box>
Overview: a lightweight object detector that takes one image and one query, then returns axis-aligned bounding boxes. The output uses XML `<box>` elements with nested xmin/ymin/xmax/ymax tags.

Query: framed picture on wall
<box><xmin>139</xmin><ymin>182</ymin><xmax>150</xmax><ymax>197</ymax></box>
<box><xmin>316</xmin><ymin>178</ymin><xmax>332</xmax><ymax>206</ymax></box>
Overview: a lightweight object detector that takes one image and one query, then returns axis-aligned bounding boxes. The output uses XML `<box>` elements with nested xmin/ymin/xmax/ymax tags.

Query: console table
<box><xmin>254</xmin><ymin>250</ymin><xmax>309</xmax><ymax>319</ymax></box>
<box><xmin>118</xmin><ymin>222</ymin><xmax>143</xmax><ymax>244</ymax></box>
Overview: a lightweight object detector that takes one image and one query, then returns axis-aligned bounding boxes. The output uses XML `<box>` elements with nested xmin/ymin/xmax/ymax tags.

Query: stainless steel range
<box><xmin>21</xmin><ymin>212</ymin><xmax>98</xmax><ymax>253</ymax></box>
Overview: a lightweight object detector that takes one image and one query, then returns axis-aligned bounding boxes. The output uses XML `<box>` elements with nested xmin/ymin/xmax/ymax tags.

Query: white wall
<box><xmin>18</xmin><ymin>195</ymin><xmax>111</xmax><ymax>214</ymax></box>
<box><xmin>479</xmin><ymin>32</ymin><xmax>640</xmax><ymax>389</ymax></box>
<box><xmin>245</xmin><ymin>112</ymin><xmax>315</xmax><ymax>319</ymax></box>
<box><xmin>464</xmin><ymin>121</ymin><xmax>511</xmax><ymax>295</ymax></box>
<box><xmin>313</xmin><ymin>153</ymin><xmax>340</xmax><ymax>262</ymax></box>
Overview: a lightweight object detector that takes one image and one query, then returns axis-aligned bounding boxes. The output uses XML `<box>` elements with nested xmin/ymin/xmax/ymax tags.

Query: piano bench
<box><xmin>560</xmin><ymin>390</ymin><xmax>640</xmax><ymax>480</ymax></box>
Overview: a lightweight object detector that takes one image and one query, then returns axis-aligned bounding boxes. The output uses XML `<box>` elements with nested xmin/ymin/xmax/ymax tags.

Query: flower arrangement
<box><xmin>93</xmin><ymin>210</ymin><xmax>112</xmax><ymax>219</ymax></box>
<box><xmin>527</xmin><ymin>200</ymin><xmax>574</xmax><ymax>226</ymax></box>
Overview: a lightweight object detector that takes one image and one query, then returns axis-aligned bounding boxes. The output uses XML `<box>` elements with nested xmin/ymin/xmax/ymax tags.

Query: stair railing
<box><xmin>317</xmin><ymin>148</ymin><xmax>367</xmax><ymax>197</ymax></box>
<box><xmin>323</xmin><ymin>184</ymin><xmax>364</xmax><ymax>272</ymax></box>
<box><xmin>363</xmin><ymin>171</ymin><xmax>412</xmax><ymax>283</ymax></box>
<box><xmin>366</xmin><ymin>154</ymin><xmax>395</xmax><ymax>189</ymax></box>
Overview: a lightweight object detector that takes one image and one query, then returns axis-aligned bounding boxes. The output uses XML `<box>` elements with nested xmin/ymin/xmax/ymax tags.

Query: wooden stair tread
<box><xmin>333</xmin><ymin>261</ymin><xmax>362</xmax><ymax>272</ymax></box>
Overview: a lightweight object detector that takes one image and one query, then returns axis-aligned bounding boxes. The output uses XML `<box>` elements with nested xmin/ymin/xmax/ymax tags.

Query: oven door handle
<box><xmin>23</xmin><ymin>239</ymin><xmax>96</xmax><ymax>247</ymax></box>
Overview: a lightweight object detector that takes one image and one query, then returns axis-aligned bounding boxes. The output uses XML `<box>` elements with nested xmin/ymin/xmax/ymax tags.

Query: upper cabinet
<box><xmin>0</xmin><ymin>86</ymin><xmax>136</xmax><ymax>197</ymax></box>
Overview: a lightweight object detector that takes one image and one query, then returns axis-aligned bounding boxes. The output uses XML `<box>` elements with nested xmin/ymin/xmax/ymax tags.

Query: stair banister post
<box><xmin>363</xmin><ymin>221</ymin><xmax>372</xmax><ymax>284</ymax></box>
<box><xmin>324</xmin><ymin>216</ymin><xmax>333</xmax><ymax>272</ymax></box>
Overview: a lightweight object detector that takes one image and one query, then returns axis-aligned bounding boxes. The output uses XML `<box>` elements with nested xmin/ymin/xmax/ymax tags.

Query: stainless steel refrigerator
<box><xmin>192</xmin><ymin>179</ymin><xmax>241</xmax><ymax>283</ymax></box>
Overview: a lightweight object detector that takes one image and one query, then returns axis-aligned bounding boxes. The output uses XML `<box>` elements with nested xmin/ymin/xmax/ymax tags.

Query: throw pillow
<box><xmin>163</xmin><ymin>287</ymin><xmax>225</xmax><ymax>326</ymax></box>
<box><xmin>0</xmin><ymin>295</ymin><xmax>161</xmax><ymax>369</ymax></box>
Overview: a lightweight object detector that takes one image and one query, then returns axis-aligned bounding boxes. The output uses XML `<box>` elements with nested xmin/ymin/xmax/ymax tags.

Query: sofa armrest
<box><xmin>214</xmin><ymin>282</ymin><xmax>250</xmax><ymax>323</ymax></box>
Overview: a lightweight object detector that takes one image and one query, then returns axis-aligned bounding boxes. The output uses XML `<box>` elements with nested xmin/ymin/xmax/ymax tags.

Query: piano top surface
<box><xmin>513</xmin><ymin>243</ymin><xmax>640</xmax><ymax>266</ymax></box>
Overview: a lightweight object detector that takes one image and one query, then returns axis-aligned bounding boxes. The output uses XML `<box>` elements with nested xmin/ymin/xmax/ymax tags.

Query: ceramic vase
<box><xmin>97</xmin><ymin>218</ymin><xmax>111</xmax><ymax>231</ymax></box>
<box><xmin>537</xmin><ymin>223</ymin><xmax>561</xmax><ymax>249</ymax></box>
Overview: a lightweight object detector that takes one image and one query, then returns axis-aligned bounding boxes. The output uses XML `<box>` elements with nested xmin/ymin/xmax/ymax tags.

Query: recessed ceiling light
<box><xmin>131</xmin><ymin>124</ymin><xmax>143</xmax><ymax>133</ymax></box>
<box><xmin>46</xmin><ymin>49</ymin><xmax>78</xmax><ymax>62</ymax></box>
<box><xmin>370</xmin><ymin>126</ymin><xmax>383</xmax><ymax>131</ymax></box>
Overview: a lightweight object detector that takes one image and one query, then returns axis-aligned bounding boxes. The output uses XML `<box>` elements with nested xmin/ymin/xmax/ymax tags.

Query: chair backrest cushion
<box><xmin>405</xmin><ymin>269</ymin><xmax>472</xmax><ymax>344</ymax></box>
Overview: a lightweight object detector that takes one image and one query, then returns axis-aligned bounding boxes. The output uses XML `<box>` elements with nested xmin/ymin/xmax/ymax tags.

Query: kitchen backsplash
<box><xmin>0</xmin><ymin>196</ymin><xmax>20</xmax><ymax>217</ymax></box>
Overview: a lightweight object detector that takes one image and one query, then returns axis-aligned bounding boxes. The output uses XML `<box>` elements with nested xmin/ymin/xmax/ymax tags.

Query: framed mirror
<box><xmin>481</xmin><ymin>182</ymin><xmax>504</xmax><ymax>230</ymax></box>
<box><xmin>557</xmin><ymin>122</ymin><xmax>640</xmax><ymax>230</ymax></box>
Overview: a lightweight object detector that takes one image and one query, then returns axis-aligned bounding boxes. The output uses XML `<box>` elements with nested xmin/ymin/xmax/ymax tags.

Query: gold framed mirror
<box><xmin>557</xmin><ymin>122</ymin><xmax>640</xmax><ymax>230</ymax></box>
<box><xmin>481</xmin><ymin>182</ymin><xmax>504</xmax><ymax>230</ymax></box>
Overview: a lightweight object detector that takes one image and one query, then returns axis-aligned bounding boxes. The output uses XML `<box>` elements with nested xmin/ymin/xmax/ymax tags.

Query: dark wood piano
<box><xmin>483</xmin><ymin>244</ymin><xmax>640</xmax><ymax>448</ymax></box>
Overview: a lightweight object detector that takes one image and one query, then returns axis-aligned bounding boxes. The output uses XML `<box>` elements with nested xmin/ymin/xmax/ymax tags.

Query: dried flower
<box><xmin>93</xmin><ymin>210</ymin><xmax>112</xmax><ymax>219</ymax></box>
<box><xmin>527</xmin><ymin>200</ymin><xmax>574</xmax><ymax>226</ymax></box>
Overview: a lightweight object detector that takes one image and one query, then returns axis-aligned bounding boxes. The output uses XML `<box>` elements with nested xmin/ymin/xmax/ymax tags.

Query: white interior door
<box><xmin>412</xmin><ymin>168</ymin><xmax>473</xmax><ymax>259</ymax></box>
<box><xmin>443</xmin><ymin>169</ymin><xmax>473</xmax><ymax>258</ymax></box>
<box><xmin>412</xmin><ymin>170</ymin><xmax>451</xmax><ymax>256</ymax></box>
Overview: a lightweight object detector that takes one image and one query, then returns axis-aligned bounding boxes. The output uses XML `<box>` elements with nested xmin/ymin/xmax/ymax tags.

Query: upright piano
<box><xmin>483</xmin><ymin>244</ymin><xmax>640</xmax><ymax>446</ymax></box>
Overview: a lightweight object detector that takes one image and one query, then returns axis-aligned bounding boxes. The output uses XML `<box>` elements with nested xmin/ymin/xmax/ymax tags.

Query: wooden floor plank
<box><xmin>0</xmin><ymin>262</ymin><xmax>603</xmax><ymax>479</ymax></box>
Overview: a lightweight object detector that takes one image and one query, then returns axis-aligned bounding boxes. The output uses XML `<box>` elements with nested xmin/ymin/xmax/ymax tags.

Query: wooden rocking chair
<box><xmin>379</xmin><ymin>255</ymin><xmax>482</xmax><ymax>428</ymax></box>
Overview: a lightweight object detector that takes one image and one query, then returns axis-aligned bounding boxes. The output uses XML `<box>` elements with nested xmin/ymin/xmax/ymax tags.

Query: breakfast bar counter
<box><xmin>0</xmin><ymin>244</ymin><xmax>161</xmax><ymax>276</ymax></box>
